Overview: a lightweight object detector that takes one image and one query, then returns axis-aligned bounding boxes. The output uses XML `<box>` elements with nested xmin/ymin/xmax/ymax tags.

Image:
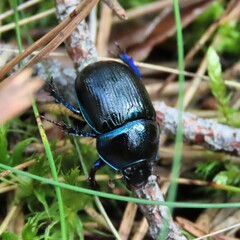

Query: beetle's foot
<box><xmin>88</xmin><ymin>159</ymin><xmax>106</xmax><ymax>190</ymax></box>
<box><xmin>47</xmin><ymin>79</ymin><xmax>82</xmax><ymax>116</ymax></box>
<box><xmin>41</xmin><ymin>115</ymin><xmax>96</xmax><ymax>137</ymax></box>
<box><xmin>88</xmin><ymin>176</ymin><xmax>100</xmax><ymax>190</ymax></box>
<box><xmin>88</xmin><ymin>166</ymin><xmax>101</xmax><ymax>190</ymax></box>
<box><xmin>47</xmin><ymin>79</ymin><xmax>64</xmax><ymax>104</ymax></box>
<box><xmin>41</xmin><ymin>115</ymin><xmax>69</xmax><ymax>132</ymax></box>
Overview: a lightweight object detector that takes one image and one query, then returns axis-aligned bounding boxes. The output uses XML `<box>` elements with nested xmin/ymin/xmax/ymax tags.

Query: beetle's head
<box><xmin>122</xmin><ymin>161</ymin><xmax>152</xmax><ymax>188</ymax></box>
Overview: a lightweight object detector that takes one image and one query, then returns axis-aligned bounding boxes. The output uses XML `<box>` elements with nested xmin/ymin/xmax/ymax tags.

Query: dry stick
<box><xmin>25</xmin><ymin>0</ymin><xmax>100</xmax><ymax>68</ymax></box>
<box><xmin>155</xmin><ymin>101</ymin><xmax>240</xmax><ymax>156</ymax></box>
<box><xmin>133</xmin><ymin>176</ymin><xmax>187</xmax><ymax>240</ymax></box>
<box><xmin>0</xmin><ymin>0</ymin><xmax>99</xmax><ymax>81</ymax></box>
<box><xmin>55</xmin><ymin>0</ymin><xmax>98</xmax><ymax>71</ymax></box>
<box><xmin>160</xmin><ymin>176</ymin><xmax>240</xmax><ymax>192</ymax></box>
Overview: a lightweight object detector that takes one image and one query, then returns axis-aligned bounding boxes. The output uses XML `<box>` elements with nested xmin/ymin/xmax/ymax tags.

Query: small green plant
<box><xmin>207</xmin><ymin>47</ymin><xmax>240</xmax><ymax>127</ymax></box>
<box><xmin>216</xmin><ymin>21</ymin><xmax>240</xmax><ymax>57</ymax></box>
<box><xmin>213</xmin><ymin>163</ymin><xmax>240</xmax><ymax>186</ymax></box>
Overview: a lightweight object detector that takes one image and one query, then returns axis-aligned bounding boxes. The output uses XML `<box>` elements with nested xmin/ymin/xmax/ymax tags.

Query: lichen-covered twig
<box><xmin>55</xmin><ymin>0</ymin><xmax>98</xmax><ymax>71</ymax></box>
<box><xmin>155</xmin><ymin>101</ymin><xmax>240</xmax><ymax>156</ymax></box>
<box><xmin>133</xmin><ymin>176</ymin><xmax>187</xmax><ymax>240</ymax></box>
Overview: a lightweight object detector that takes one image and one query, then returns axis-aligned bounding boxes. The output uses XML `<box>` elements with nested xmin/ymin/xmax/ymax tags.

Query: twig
<box><xmin>133</xmin><ymin>176</ymin><xmax>187</xmax><ymax>240</ymax></box>
<box><xmin>55</xmin><ymin>0</ymin><xmax>98</xmax><ymax>71</ymax></box>
<box><xmin>102</xmin><ymin>0</ymin><xmax>127</xmax><ymax>20</ymax></box>
<box><xmin>155</xmin><ymin>101</ymin><xmax>240</xmax><ymax>155</ymax></box>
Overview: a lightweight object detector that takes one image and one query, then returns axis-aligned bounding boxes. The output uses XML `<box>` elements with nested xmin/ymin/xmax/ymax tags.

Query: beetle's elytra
<box><xmin>47</xmin><ymin>54</ymin><xmax>160</xmax><ymax>189</ymax></box>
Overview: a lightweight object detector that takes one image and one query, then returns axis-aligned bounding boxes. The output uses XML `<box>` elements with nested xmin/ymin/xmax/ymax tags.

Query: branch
<box><xmin>133</xmin><ymin>176</ymin><xmax>187</xmax><ymax>240</ymax></box>
<box><xmin>155</xmin><ymin>101</ymin><xmax>240</xmax><ymax>156</ymax></box>
<box><xmin>55</xmin><ymin>0</ymin><xmax>98</xmax><ymax>71</ymax></box>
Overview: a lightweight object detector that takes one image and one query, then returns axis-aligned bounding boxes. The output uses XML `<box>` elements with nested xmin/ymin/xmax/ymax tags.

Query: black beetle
<box><xmin>46</xmin><ymin>52</ymin><xmax>160</xmax><ymax>189</ymax></box>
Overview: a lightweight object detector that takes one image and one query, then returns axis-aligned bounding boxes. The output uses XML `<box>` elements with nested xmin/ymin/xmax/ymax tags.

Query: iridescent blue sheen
<box><xmin>49</xmin><ymin>57</ymin><xmax>160</xmax><ymax>189</ymax></box>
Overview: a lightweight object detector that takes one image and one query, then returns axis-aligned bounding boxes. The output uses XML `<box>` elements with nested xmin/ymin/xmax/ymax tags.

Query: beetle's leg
<box><xmin>48</xmin><ymin>79</ymin><xmax>81</xmax><ymax>115</ymax></box>
<box><xmin>41</xmin><ymin>115</ymin><xmax>96</xmax><ymax>137</ymax></box>
<box><xmin>113</xmin><ymin>42</ymin><xmax>142</xmax><ymax>80</ymax></box>
<box><xmin>88</xmin><ymin>159</ymin><xmax>106</xmax><ymax>190</ymax></box>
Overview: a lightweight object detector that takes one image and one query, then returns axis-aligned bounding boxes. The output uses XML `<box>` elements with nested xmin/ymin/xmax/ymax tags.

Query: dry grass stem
<box><xmin>157</xmin><ymin>0</ymin><xmax>239</xmax><ymax>94</ymax></box>
<box><xmin>0</xmin><ymin>46</ymin><xmax>67</xmax><ymax>57</ymax></box>
<box><xmin>194</xmin><ymin>222</ymin><xmax>240</xmax><ymax>240</ymax></box>
<box><xmin>0</xmin><ymin>185</ymin><xmax>17</xmax><ymax>194</ymax></box>
<box><xmin>183</xmin><ymin>57</ymin><xmax>208</xmax><ymax>109</ymax></box>
<box><xmin>97</xmin><ymin>4</ymin><xmax>113</xmax><ymax>56</ymax></box>
<box><xmin>118</xmin><ymin>202</ymin><xmax>138</xmax><ymax>240</ymax></box>
<box><xmin>0</xmin><ymin>0</ymin><xmax>42</xmax><ymax>21</ymax></box>
<box><xmin>0</xmin><ymin>159</ymin><xmax>36</xmax><ymax>178</ymax></box>
<box><xmin>84</xmin><ymin>206</ymin><xmax>110</xmax><ymax>230</ymax></box>
<box><xmin>0</xmin><ymin>9</ymin><xmax>55</xmax><ymax>33</ymax></box>
<box><xmin>0</xmin><ymin>204</ymin><xmax>20</xmax><ymax>235</ymax></box>
<box><xmin>0</xmin><ymin>0</ymin><xmax>100</xmax><ymax>81</ymax></box>
<box><xmin>132</xmin><ymin>218</ymin><xmax>148</xmax><ymax>240</ymax></box>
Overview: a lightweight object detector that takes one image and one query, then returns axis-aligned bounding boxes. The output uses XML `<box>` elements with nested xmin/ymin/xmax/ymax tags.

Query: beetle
<box><xmin>46</xmin><ymin>50</ymin><xmax>160</xmax><ymax>189</ymax></box>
